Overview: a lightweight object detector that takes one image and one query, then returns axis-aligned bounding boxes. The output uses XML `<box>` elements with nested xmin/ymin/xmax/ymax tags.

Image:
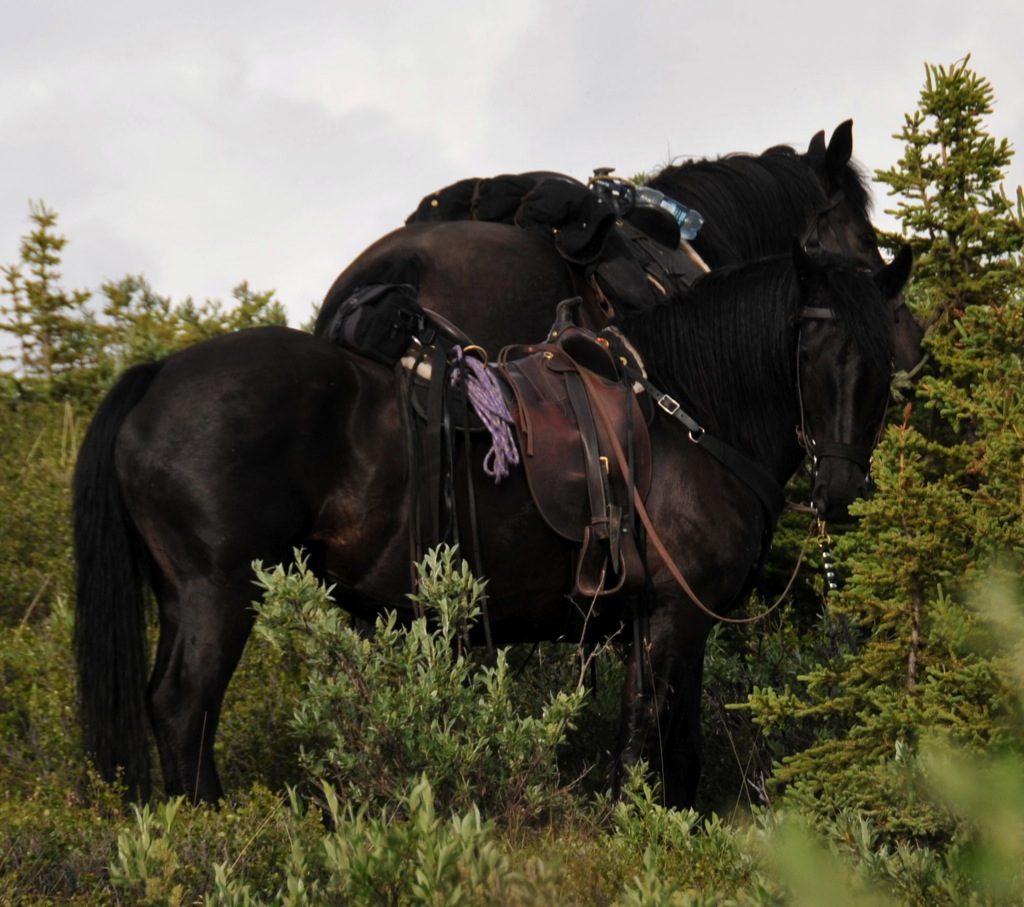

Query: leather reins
<box><xmin>578</xmin><ymin>304</ymin><xmax>864</xmax><ymax>625</ymax></box>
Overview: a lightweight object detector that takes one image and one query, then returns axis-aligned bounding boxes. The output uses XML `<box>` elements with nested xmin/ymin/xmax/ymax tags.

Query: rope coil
<box><xmin>450</xmin><ymin>347</ymin><xmax>520</xmax><ymax>482</ymax></box>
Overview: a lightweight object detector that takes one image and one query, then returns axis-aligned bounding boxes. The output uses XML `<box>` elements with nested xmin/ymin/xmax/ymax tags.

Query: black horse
<box><xmin>73</xmin><ymin>246</ymin><xmax>914</xmax><ymax>805</ymax></box>
<box><xmin>314</xmin><ymin>121</ymin><xmax>924</xmax><ymax>370</ymax></box>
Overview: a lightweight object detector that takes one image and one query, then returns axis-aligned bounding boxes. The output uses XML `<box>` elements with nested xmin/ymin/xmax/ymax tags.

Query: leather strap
<box><xmin>628</xmin><ymin>372</ymin><xmax>786</xmax><ymax>520</ymax></box>
<box><xmin>565</xmin><ymin>371</ymin><xmax>611</xmax><ymax>540</ymax></box>
<box><xmin>810</xmin><ymin>439</ymin><xmax>872</xmax><ymax>473</ymax></box>
<box><xmin>578</xmin><ymin>368</ymin><xmax>802</xmax><ymax>625</ymax></box>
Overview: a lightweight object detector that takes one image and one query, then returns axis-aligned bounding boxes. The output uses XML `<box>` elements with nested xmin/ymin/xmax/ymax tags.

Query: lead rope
<box><xmin>448</xmin><ymin>346</ymin><xmax>508</xmax><ymax>657</ymax></box>
<box><xmin>578</xmin><ymin>368</ymin><xmax>812</xmax><ymax>624</ymax></box>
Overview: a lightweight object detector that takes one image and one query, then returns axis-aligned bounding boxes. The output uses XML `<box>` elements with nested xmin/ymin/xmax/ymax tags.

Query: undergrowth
<box><xmin>2</xmin><ymin>548</ymin><xmax>1022</xmax><ymax>904</ymax></box>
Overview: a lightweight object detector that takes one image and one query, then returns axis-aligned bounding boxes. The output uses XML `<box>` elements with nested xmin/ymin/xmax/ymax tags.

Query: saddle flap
<box><xmin>500</xmin><ymin>352</ymin><xmax>652</xmax><ymax>546</ymax></box>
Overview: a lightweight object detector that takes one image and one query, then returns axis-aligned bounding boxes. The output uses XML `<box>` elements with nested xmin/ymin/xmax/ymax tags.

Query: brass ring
<box><xmin>462</xmin><ymin>344</ymin><xmax>488</xmax><ymax>364</ymax></box>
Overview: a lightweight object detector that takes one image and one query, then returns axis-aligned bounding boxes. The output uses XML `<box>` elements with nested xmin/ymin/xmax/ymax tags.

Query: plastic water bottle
<box><xmin>635</xmin><ymin>187</ymin><xmax>705</xmax><ymax>241</ymax></box>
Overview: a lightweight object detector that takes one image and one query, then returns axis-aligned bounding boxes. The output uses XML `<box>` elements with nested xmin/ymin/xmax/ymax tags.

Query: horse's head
<box><xmin>802</xmin><ymin>121</ymin><xmax>880</xmax><ymax>267</ymax></box>
<box><xmin>793</xmin><ymin>244</ymin><xmax>913</xmax><ymax>521</ymax></box>
<box><xmin>802</xmin><ymin>121</ymin><xmax>925</xmax><ymax>375</ymax></box>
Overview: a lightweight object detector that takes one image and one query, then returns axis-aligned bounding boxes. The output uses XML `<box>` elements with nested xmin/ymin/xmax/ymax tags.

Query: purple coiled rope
<box><xmin>450</xmin><ymin>347</ymin><xmax>520</xmax><ymax>483</ymax></box>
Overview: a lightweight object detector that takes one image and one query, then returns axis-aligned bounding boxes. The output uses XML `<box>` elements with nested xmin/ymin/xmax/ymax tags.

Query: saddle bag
<box><xmin>326</xmin><ymin>283</ymin><xmax>426</xmax><ymax>366</ymax></box>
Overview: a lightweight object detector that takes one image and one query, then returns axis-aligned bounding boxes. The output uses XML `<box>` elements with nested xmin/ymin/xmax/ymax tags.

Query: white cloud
<box><xmin>2</xmin><ymin>0</ymin><xmax>1022</xmax><ymax>325</ymax></box>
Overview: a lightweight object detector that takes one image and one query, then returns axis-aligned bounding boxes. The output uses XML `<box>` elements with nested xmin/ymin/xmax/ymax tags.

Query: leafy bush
<box><xmin>251</xmin><ymin>545</ymin><xmax>587</xmax><ymax>823</ymax></box>
<box><xmin>0</xmin><ymin>595</ymin><xmax>80</xmax><ymax>796</ymax></box>
<box><xmin>0</xmin><ymin>400</ymin><xmax>78</xmax><ymax>626</ymax></box>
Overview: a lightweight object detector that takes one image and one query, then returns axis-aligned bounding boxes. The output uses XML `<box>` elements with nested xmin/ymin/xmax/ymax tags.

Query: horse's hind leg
<box><xmin>148</xmin><ymin>572</ymin><xmax>255</xmax><ymax>803</ymax></box>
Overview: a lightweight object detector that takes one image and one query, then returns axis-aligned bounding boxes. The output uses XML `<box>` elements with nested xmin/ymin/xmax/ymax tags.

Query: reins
<box><xmin>576</xmin><ymin>299</ymin><xmax>870</xmax><ymax>624</ymax></box>
<box><xmin>577</xmin><ymin>367</ymin><xmax>811</xmax><ymax>625</ymax></box>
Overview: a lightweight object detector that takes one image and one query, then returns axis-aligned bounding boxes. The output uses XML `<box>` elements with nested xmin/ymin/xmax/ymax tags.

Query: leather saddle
<box><xmin>330</xmin><ymin>280</ymin><xmax>657</xmax><ymax>599</ymax></box>
<box><xmin>498</xmin><ymin>302</ymin><xmax>653</xmax><ymax>597</ymax></box>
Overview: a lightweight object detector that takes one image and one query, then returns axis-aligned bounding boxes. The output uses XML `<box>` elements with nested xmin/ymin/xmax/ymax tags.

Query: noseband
<box><xmin>795</xmin><ymin>306</ymin><xmax>888</xmax><ymax>478</ymax></box>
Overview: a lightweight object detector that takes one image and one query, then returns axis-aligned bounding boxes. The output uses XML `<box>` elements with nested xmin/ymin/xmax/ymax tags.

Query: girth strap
<box><xmin>425</xmin><ymin>343</ymin><xmax>449</xmax><ymax>541</ymax></box>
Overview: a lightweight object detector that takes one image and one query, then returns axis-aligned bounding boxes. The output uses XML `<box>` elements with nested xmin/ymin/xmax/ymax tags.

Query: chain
<box><xmin>816</xmin><ymin>518</ymin><xmax>841</xmax><ymax>594</ymax></box>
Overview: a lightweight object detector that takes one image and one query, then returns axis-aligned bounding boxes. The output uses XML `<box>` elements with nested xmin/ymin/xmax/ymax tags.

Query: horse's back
<box><xmin>317</xmin><ymin>221</ymin><xmax>575</xmax><ymax>350</ymax></box>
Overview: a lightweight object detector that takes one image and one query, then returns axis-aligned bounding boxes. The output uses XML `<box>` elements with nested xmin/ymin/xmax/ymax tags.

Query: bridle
<box><xmin>794</xmin><ymin>305</ymin><xmax>891</xmax><ymax>493</ymax></box>
<box><xmin>802</xmin><ymin>193</ymin><xmax>923</xmax><ymax>365</ymax></box>
<box><xmin>574</xmin><ymin>302</ymin><xmax>889</xmax><ymax>626</ymax></box>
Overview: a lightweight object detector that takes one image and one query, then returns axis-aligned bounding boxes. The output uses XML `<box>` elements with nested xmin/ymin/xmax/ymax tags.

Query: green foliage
<box><xmin>98</xmin><ymin>274</ymin><xmax>288</xmax><ymax>375</ymax></box>
<box><xmin>0</xmin><ymin>774</ymin><xmax>125</xmax><ymax>902</ymax></box>
<box><xmin>875</xmin><ymin>55</ymin><xmax>1024</xmax><ymax>317</ymax></box>
<box><xmin>747</xmin><ymin>298</ymin><xmax>1024</xmax><ymax>840</ymax></box>
<box><xmin>1</xmin><ymin>202</ymin><xmax>287</xmax><ymax>406</ymax></box>
<box><xmin>0</xmin><ymin>201</ymin><xmax>95</xmax><ymax>394</ymax></box>
<box><xmin>251</xmin><ymin>546</ymin><xmax>587</xmax><ymax>823</ymax></box>
<box><xmin>215</xmin><ymin>625</ymin><xmax>307</xmax><ymax>796</ymax></box>
<box><xmin>2</xmin><ymin>553</ymin><xmax>1024</xmax><ymax>903</ymax></box>
<box><xmin>0</xmin><ymin>400</ymin><xmax>79</xmax><ymax>625</ymax></box>
<box><xmin>737</xmin><ymin>56</ymin><xmax>1024</xmax><ymax>848</ymax></box>
<box><xmin>0</xmin><ymin>596</ymin><xmax>80</xmax><ymax>796</ymax></box>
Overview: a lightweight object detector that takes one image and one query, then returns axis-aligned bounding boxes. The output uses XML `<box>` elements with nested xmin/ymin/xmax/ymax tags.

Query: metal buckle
<box><xmin>657</xmin><ymin>394</ymin><xmax>680</xmax><ymax>415</ymax></box>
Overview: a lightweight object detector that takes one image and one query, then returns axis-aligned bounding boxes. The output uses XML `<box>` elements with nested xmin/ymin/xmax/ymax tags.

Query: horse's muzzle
<box><xmin>811</xmin><ymin>457</ymin><xmax>868</xmax><ymax>523</ymax></box>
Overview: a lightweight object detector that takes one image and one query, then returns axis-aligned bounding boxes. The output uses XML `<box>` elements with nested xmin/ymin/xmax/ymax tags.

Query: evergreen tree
<box><xmin>875</xmin><ymin>55</ymin><xmax>1024</xmax><ymax>318</ymax></box>
<box><xmin>0</xmin><ymin>202</ymin><xmax>97</xmax><ymax>395</ymax></box>
<box><xmin>746</xmin><ymin>58</ymin><xmax>1024</xmax><ymax>842</ymax></box>
<box><xmin>1</xmin><ymin>203</ymin><xmax>288</xmax><ymax>405</ymax></box>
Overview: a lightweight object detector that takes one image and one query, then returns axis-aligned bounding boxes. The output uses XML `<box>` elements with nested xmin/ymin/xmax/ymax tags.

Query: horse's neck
<box><xmin>631</xmin><ymin>319</ymin><xmax>807</xmax><ymax>487</ymax></box>
<box><xmin>653</xmin><ymin>157</ymin><xmax>819</xmax><ymax>265</ymax></box>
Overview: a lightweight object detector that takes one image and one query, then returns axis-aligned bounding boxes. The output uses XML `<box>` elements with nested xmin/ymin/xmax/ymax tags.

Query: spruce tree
<box><xmin>746</xmin><ymin>58</ymin><xmax>1024</xmax><ymax>842</ymax></box>
<box><xmin>0</xmin><ymin>202</ymin><xmax>97</xmax><ymax>396</ymax></box>
<box><xmin>875</xmin><ymin>55</ymin><xmax>1024</xmax><ymax>318</ymax></box>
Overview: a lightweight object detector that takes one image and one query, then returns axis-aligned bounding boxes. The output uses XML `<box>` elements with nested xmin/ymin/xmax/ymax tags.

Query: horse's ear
<box><xmin>806</xmin><ymin>130</ymin><xmax>826</xmax><ymax>169</ymax></box>
<box><xmin>825</xmin><ymin>120</ymin><xmax>854</xmax><ymax>184</ymax></box>
<box><xmin>875</xmin><ymin>245</ymin><xmax>913</xmax><ymax>298</ymax></box>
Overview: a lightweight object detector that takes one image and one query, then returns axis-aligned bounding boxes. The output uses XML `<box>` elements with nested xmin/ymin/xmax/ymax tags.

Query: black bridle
<box><xmin>795</xmin><ymin>305</ymin><xmax>890</xmax><ymax>485</ymax></box>
<box><xmin>802</xmin><ymin>195</ymin><xmax>922</xmax><ymax>352</ymax></box>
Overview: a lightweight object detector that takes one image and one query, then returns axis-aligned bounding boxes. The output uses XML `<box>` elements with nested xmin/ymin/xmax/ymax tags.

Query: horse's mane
<box><xmin>619</xmin><ymin>253</ymin><xmax>893</xmax><ymax>462</ymax></box>
<box><xmin>647</xmin><ymin>145</ymin><xmax>873</xmax><ymax>267</ymax></box>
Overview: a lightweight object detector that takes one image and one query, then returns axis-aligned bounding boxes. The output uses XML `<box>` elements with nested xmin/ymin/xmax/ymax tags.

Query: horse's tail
<box><xmin>73</xmin><ymin>360</ymin><xmax>163</xmax><ymax>799</ymax></box>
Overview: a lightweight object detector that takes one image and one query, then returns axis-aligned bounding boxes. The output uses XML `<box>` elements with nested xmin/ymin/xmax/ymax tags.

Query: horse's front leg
<box><xmin>614</xmin><ymin>593</ymin><xmax>712</xmax><ymax>810</ymax></box>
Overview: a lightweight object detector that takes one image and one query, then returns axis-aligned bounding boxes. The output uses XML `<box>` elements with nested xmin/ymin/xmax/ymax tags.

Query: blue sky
<box><xmin>3</xmin><ymin>0</ymin><xmax>1022</xmax><ymax>324</ymax></box>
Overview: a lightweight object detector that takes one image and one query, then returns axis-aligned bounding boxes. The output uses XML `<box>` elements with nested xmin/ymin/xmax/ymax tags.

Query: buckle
<box><xmin>657</xmin><ymin>394</ymin><xmax>680</xmax><ymax>415</ymax></box>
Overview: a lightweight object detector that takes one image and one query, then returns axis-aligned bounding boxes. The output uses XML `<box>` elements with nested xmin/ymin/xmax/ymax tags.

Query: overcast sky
<box><xmin>3</xmin><ymin>0</ymin><xmax>1022</xmax><ymax>325</ymax></box>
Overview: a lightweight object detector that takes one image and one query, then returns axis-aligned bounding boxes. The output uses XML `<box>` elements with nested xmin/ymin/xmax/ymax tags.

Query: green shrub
<box><xmin>0</xmin><ymin>773</ymin><xmax>124</xmax><ymax>903</ymax></box>
<box><xmin>216</xmin><ymin>626</ymin><xmax>307</xmax><ymax>796</ymax></box>
<box><xmin>107</xmin><ymin>786</ymin><xmax>324</xmax><ymax>907</ymax></box>
<box><xmin>0</xmin><ymin>595</ymin><xmax>81</xmax><ymax>796</ymax></box>
<box><xmin>250</xmin><ymin>545</ymin><xmax>587</xmax><ymax>823</ymax></box>
<box><xmin>0</xmin><ymin>400</ymin><xmax>78</xmax><ymax>626</ymax></box>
